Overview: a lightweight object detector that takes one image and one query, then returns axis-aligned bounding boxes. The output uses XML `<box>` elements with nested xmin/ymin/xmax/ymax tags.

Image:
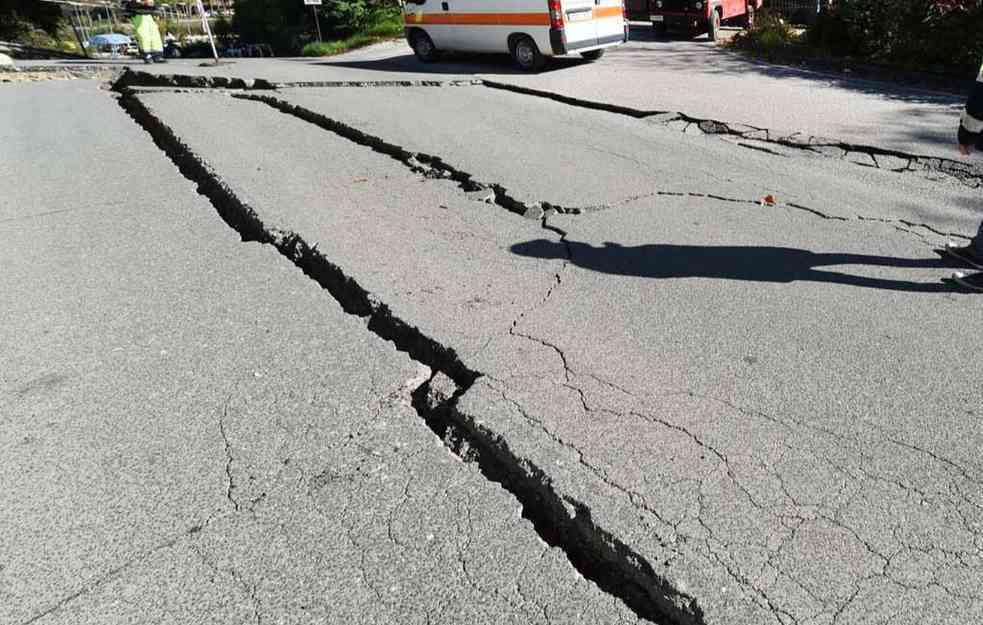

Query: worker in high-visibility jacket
<box><xmin>130</xmin><ymin>1</ymin><xmax>165</xmax><ymax>64</ymax></box>
<box><xmin>948</xmin><ymin>62</ymin><xmax>983</xmax><ymax>291</ymax></box>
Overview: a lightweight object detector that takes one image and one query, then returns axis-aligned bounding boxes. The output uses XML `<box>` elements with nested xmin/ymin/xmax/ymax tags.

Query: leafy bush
<box><xmin>300</xmin><ymin>8</ymin><xmax>402</xmax><ymax>57</ymax></box>
<box><xmin>363</xmin><ymin>7</ymin><xmax>404</xmax><ymax>37</ymax></box>
<box><xmin>234</xmin><ymin>0</ymin><xmax>400</xmax><ymax>54</ymax></box>
<box><xmin>736</xmin><ymin>0</ymin><xmax>983</xmax><ymax>72</ymax></box>
<box><xmin>0</xmin><ymin>0</ymin><xmax>63</xmax><ymax>39</ymax></box>
<box><xmin>212</xmin><ymin>16</ymin><xmax>234</xmax><ymax>42</ymax></box>
<box><xmin>731</xmin><ymin>9</ymin><xmax>803</xmax><ymax>51</ymax></box>
<box><xmin>320</xmin><ymin>0</ymin><xmax>371</xmax><ymax>37</ymax></box>
<box><xmin>233</xmin><ymin>0</ymin><xmax>307</xmax><ymax>53</ymax></box>
<box><xmin>807</xmin><ymin>0</ymin><xmax>983</xmax><ymax>70</ymax></box>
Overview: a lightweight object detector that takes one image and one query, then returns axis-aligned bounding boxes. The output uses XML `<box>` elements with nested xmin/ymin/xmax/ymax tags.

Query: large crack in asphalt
<box><xmin>114</xmin><ymin>70</ymin><xmax>976</xmax><ymax>241</ymax></box>
<box><xmin>482</xmin><ymin>80</ymin><xmax>983</xmax><ymax>190</ymax></box>
<box><xmin>231</xmin><ymin>91</ymin><xmax>970</xmax><ymax>241</ymax></box>
<box><xmin>119</xmin><ymin>68</ymin><xmax>983</xmax><ymax>191</ymax></box>
<box><xmin>113</xmin><ymin>86</ymin><xmax>706</xmax><ymax>625</ymax></box>
<box><xmin>114</xmin><ymin>67</ymin><xmax>482</xmax><ymax>91</ymax></box>
<box><xmin>231</xmin><ymin>91</ymin><xmax>579</xmax><ymax>218</ymax></box>
<box><xmin>108</xmin><ymin>73</ymin><xmax>975</xmax><ymax>624</ymax></box>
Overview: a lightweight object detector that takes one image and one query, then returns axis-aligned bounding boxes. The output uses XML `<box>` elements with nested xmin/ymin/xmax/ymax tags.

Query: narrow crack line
<box><xmin>509</xmin><ymin>330</ymin><xmax>573</xmax><ymax>384</ymax></box>
<box><xmin>219</xmin><ymin>393</ymin><xmax>239</xmax><ymax>512</ymax></box>
<box><xmin>695</xmin><ymin>519</ymin><xmax>794</xmax><ymax>625</ymax></box>
<box><xmin>490</xmin><ymin>380</ymin><xmax>681</xmax><ymax>535</ymax></box>
<box><xmin>0</xmin><ymin>207</ymin><xmax>82</xmax><ymax>225</ymax></box>
<box><xmin>652</xmin><ymin>189</ymin><xmax>857</xmax><ymax>224</ymax></box>
<box><xmin>19</xmin><ymin>524</ymin><xmax>204</xmax><ymax>625</ymax></box>
<box><xmin>628</xmin><ymin>408</ymin><xmax>767</xmax><ymax>513</ymax></box>
<box><xmin>191</xmin><ymin>543</ymin><xmax>265</xmax><ymax>623</ymax></box>
<box><xmin>419</xmin><ymin>377</ymin><xmax>700</xmax><ymax>625</ymax></box>
<box><xmin>783</xmin><ymin>201</ymin><xmax>850</xmax><ymax>222</ymax></box>
<box><xmin>736</xmin><ymin>142</ymin><xmax>790</xmax><ymax>158</ymax></box>
<box><xmin>115</xmin><ymin>86</ymin><xmax>700</xmax><ymax>625</ymax></box>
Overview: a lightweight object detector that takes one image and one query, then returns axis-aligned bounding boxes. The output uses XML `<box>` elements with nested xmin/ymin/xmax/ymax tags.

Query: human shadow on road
<box><xmin>511</xmin><ymin>239</ymin><xmax>958</xmax><ymax>292</ymax></box>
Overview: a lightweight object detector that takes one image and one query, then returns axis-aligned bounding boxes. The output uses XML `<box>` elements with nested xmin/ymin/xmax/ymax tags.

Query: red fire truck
<box><xmin>627</xmin><ymin>0</ymin><xmax>762</xmax><ymax>42</ymax></box>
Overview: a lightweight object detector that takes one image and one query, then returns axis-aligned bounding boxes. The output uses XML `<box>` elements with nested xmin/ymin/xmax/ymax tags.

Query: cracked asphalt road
<box><xmin>4</xmin><ymin>39</ymin><xmax>983</xmax><ymax>625</ymax></box>
<box><xmin>0</xmin><ymin>82</ymin><xmax>644</xmax><ymax>625</ymax></box>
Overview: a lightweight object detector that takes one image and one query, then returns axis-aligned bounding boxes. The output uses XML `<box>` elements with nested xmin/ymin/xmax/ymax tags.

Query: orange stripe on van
<box><xmin>592</xmin><ymin>5</ymin><xmax>623</xmax><ymax>18</ymax></box>
<box><xmin>404</xmin><ymin>12</ymin><xmax>550</xmax><ymax>26</ymax></box>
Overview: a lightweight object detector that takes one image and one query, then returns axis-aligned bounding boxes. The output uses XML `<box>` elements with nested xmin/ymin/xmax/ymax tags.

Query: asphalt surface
<box><xmin>277</xmin><ymin>84</ymin><xmax>979</xmax><ymax>236</ymax></box>
<box><xmin>1</xmin><ymin>81</ymin><xmax>645</xmax><ymax>625</ymax></box>
<box><xmin>5</xmin><ymin>36</ymin><xmax>983</xmax><ymax>625</ymax></box>
<box><xmin>39</xmin><ymin>31</ymin><xmax>968</xmax><ymax>158</ymax></box>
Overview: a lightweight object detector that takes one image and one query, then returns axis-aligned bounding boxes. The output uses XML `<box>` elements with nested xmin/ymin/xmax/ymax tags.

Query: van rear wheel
<box><xmin>580</xmin><ymin>49</ymin><xmax>605</xmax><ymax>61</ymax></box>
<box><xmin>510</xmin><ymin>36</ymin><xmax>545</xmax><ymax>72</ymax></box>
<box><xmin>410</xmin><ymin>31</ymin><xmax>438</xmax><ymax>63</ymax></box>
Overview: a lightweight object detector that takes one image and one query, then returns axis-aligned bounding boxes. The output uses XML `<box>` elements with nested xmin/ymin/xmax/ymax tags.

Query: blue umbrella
<box><xmin>89</xmin><ymin>33</ymin><xmax>133</xmax><ymax>46</ymax></box>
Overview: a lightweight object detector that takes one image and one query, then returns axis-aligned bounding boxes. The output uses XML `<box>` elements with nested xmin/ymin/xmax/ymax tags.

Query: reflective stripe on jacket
<box><xmin>132</xmin><ymin>14</ymin><xmax>163</xmax><ymax>54</ymax></box>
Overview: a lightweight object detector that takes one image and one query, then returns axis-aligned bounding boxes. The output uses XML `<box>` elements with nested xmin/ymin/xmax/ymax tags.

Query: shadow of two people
<box><xmin>511</xmin><ymin>239</ymin><xmax>960</xmax><ymax>293</ymax></box>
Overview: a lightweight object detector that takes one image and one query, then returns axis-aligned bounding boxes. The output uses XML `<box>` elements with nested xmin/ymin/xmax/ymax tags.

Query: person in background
<box><xmin>949</xmin><ymin>61</ymin><xmax>983</xmax><ymax>291</ymax></box>
<box><xmin>129</xmin><ymin>0</ymin><xmax>165</xmax><ymax>64</ymax></box>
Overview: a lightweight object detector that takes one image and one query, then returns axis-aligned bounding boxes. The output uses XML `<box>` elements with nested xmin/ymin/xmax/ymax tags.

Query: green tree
<box><xmin>232</xmin><ymin>0</ymin><xmax>306</xmax><ymax>53</ymax></box>
<box><xmin>234</xmin><ymin>0</ymin><xmax>394</xmax><ymax>53</ymax></box>
<box><xmin>0</xmin><ymin>0</ymin><xmax>64</xmax><ymax>39</ymax></box>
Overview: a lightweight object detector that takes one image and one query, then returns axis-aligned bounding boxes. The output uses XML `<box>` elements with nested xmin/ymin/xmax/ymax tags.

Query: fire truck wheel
<box><xmin>410</xmin><ymin>31</ymin><xmax>439</xmax><ymax>63</ymax></box>
<box><xmin>708</xmin><ymin>8</ymin><xmax>721</xmax><ymax>42</ymax></box>
<box><xmin>510</xmin><ymin>36</ymin><xmax>545</xmax><ymax>72</ymax></box>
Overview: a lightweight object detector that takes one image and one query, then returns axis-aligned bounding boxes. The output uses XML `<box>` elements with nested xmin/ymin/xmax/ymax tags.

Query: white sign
<box><xmin>304</xmin><ymin>0</ymin><xmax>322</xmax><ymax>5</ymax></box>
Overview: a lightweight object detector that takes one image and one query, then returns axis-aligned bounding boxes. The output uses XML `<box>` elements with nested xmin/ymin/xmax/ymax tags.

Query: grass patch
<box><xmin>302</xmin><ymin>9</ymin><xmax>403</xmax><ymax>57</ymax></box>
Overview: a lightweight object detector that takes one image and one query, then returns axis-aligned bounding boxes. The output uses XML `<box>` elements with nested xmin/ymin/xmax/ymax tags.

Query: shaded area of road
<box><xmin>510</xmin><ymin>239</ymin><xmax>960</xmax><ymax>292</ymax></box>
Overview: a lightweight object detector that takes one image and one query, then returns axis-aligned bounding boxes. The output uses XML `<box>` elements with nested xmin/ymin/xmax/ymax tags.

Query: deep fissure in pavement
<box><xmin>482</xmin><ymin>80</ymin><xmax>983</xmax><ymax>189</ymax></box>
<box><xmin>117</xmin><ymin>69</ymin><xmax>983</xmax><ymax>188</ymax></box>
<box><xmin>234</xmin><ymin>92</ymin><xmax>973</xmax><ymax>240</ymax></box>
<box><xmin>233</xmin><ymin>92</ymin><xmax>578</xmax><ymax>218</ymax></box>
<box><xmin>115</xmin><ymin>68</ymin><xmax>483</xmax><ymax>91</ymax></box>
<box><xmin>114</xmin><ymin>87</ymin><xmax>707</xmax><ymax>625</ymax></box>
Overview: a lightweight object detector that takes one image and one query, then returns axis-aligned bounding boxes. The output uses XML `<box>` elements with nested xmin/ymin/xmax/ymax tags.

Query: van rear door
<box><xmin>592</xmin><ymin>0</ymin><xmax>625</xmax><ymax>46</ymax></box>
<box><xmin>559</xmin><ymin>0</ymin><xmax>624</xmax><ymax>52</ymax></box>
<box><xmin>560</xmin><ymin>0</ymin><xmax>598</xmax><ymax>50</ymax></box>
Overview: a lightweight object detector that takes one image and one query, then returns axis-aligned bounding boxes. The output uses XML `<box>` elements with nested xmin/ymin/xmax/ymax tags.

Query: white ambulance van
<box><xmin>402</xmin><ymin>0</ymin><xmax>627</xmax><ymax>71</ymax></box>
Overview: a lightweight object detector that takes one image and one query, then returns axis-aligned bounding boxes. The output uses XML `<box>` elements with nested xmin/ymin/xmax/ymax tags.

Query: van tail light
<box><xmin>549</xmin><ymin>0</ymin><xmax>564</xmax><ymax>29</ymax></box>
